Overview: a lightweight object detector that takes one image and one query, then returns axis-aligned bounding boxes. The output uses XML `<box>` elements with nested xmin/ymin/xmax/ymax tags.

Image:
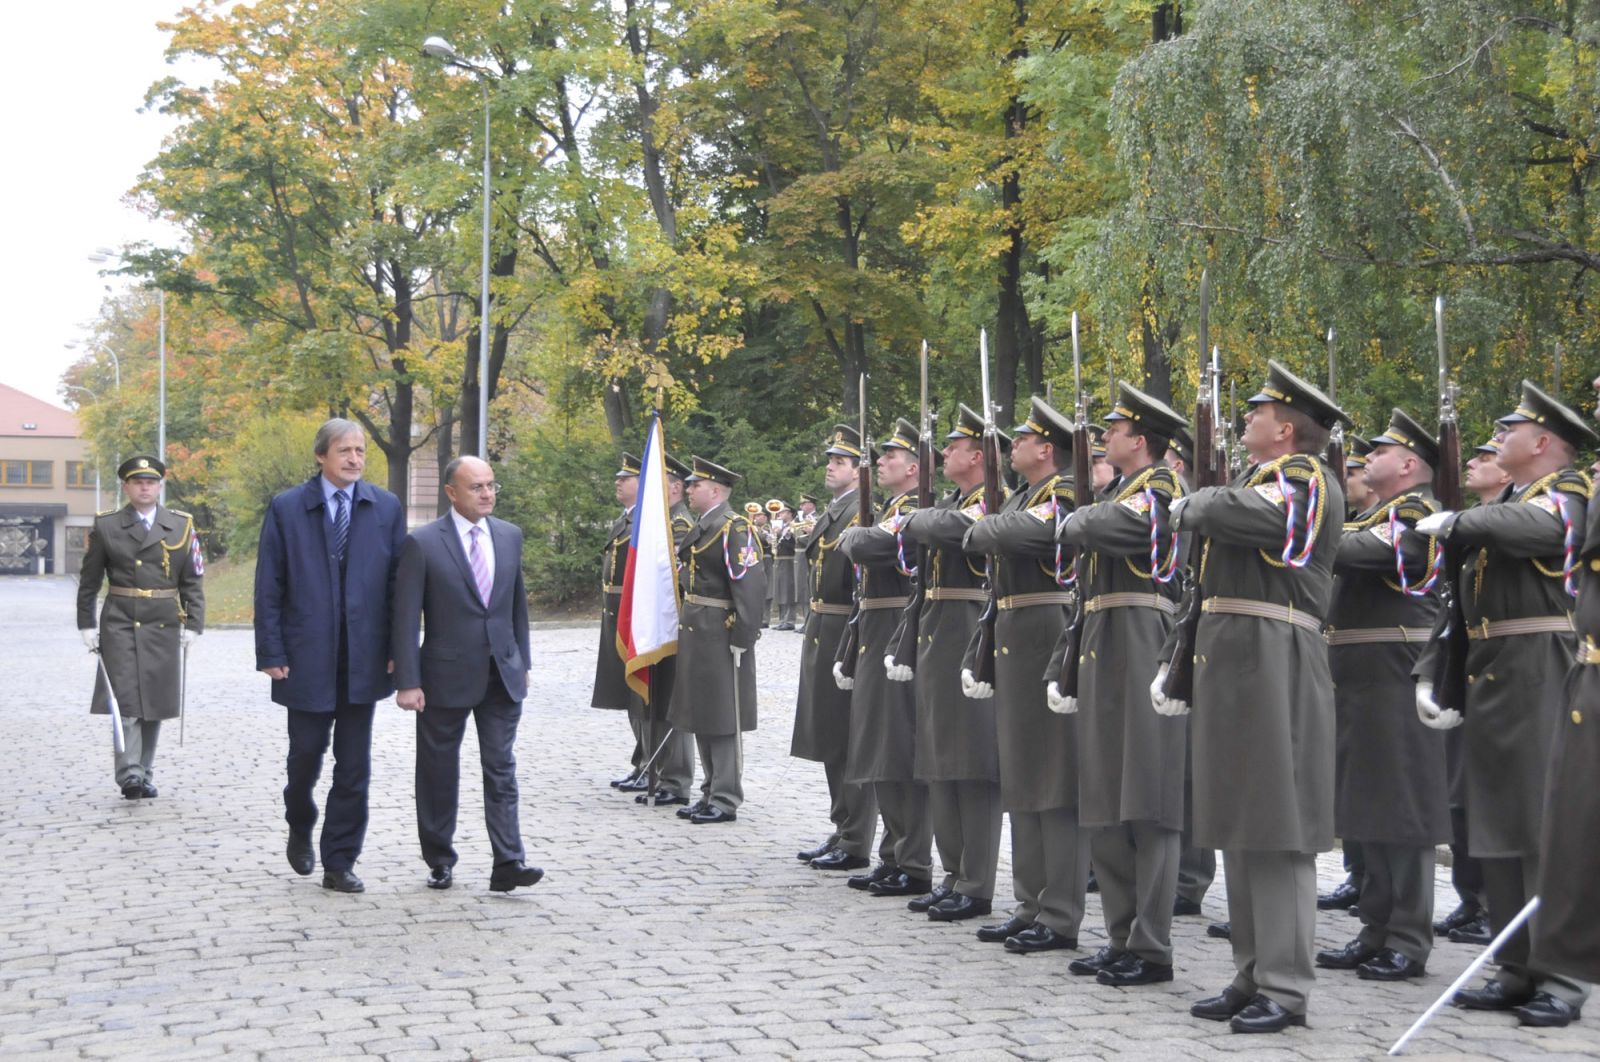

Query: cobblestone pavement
<box><xmin>3</xmin><ymin>576</ymin><xmax>1597</xmax><ymax>1061</ymax></box>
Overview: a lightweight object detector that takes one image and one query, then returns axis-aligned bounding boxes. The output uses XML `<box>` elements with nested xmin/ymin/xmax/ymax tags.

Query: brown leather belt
<box><xmin>1085</xmin><ymin>592</ymin><xmax>1178</xmax><ymax>616</ymax></box>
<box><xmin>108</xmin><ymin>587</ymin><xmax>178</xmax><ymax>599</ymax></box>
<box><xmin>1202</xmin><ymin>596</ymin><xmax>1323</xmax><ymax>634</ymax></box>
<box><xmin>684</xmin><ymin>594</ymin><xmax>732</xmax><ymax>609</ymax></box>
<box><xmin>810</xmin><ymin>600</ymin><xmax>853</xmax><ymax>616</ymax></box>
<box><xmin>1325</xmin><ymin>625</ymin><xmax>1433</xmax><ymax>646</ymax></box>
<box><xmin>997</xmin><ymin>591</ymin><xmax>1074</xmax><ymax>611</ymax></box>
<box><xmin>860</xmin><ymin>596</ymin><xmax>912</xmax><ymax>611</ymax></box>
<box><xmin>1467</xmin><ymin>615</ymin><xmax>1574</xmax><ymax>640</ymax></box>
<box><xmin>926</xmin><ymin>587</ymin><xmax>989</xmax><ymax>603</ymax></box>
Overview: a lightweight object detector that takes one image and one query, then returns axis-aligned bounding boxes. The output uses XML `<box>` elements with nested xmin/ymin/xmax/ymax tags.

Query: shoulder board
<box><xmin>168</xmin><ymin>508</ymin><xmax>192</xmax><ymax>519</ymax></box>
<box><xmin>96</xmin><ymin>507</ymin><xmax>119</xmax><ymax>518</ymax></box>
<box><xmin>1276</xmin><ymin>454</ymin><xmax>1321</xmax><ymax>482</ymax></box>
<box><xmin>1392</xmin><ymin>492</ymin><xmax>1437</xmax><ymax>524</ymax></box>
<box><xmin>1554</xmin><ymin>469</ymin><xmax>1594</xmax><ymax>500</ymax></box>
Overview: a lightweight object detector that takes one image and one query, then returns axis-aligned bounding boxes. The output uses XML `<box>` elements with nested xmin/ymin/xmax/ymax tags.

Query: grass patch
<box><xmin>202</xmin><ymin>556</ymin><xmax>257</xmax><ymax>626</ymax></box>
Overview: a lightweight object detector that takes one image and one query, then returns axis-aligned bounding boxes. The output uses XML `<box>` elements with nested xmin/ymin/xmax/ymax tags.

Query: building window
<box><xmin>65</xmin><ymin>461</ymin><xmax>94</xmax><ymax>488</ymax></box>
<box><xmin>1</xmin><ymin>460</ymin><xmax>52</xmax><ymax>487</ymax></box>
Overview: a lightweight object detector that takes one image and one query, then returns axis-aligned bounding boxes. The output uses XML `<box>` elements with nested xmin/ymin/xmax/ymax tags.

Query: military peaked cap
<box><xmin>1370</xmin><ymin>408</ymin><xmax>1440</xmax><ymax>469</ymax></box>
<box><xmin>119</xmin><ymin>455</ymin><xmax>165</xmax><ymax>481</ymax></box>
<box><xmin>1496</xmin><ymin>380</ymin><xmax>1599</xmax><ymax>451</ymax></box>
<box><xmin>1011</xmin><ymin>396</ymin><xmax>1074</xmax><ymax>450</ymax></box>
<box><xmin>1247</xmin><ymin>360</ymin><xmax>1353</xmax><ymax>429</ymax></box>
<box><xmin>616</xmin><ymin>452</ymin><xmax>642</xmax><ymax>478</ymax></box>
<box><xmin>686</xmin><ymin>455</ymin><xmax>741</xmax><ymax>487</ymax></box>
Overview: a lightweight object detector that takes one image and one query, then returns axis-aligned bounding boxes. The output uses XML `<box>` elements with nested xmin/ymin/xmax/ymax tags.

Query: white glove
<box><xmin>1150</xmin><ymin>664</ymin><xmax>1190</xmax><ymax>716</ymax></box>
<box><xmin>181</xmin><ymin>629</ymin><xmax>200</xmax><ymax>649</ymax></box>
<box><xmin>884</xmin><ymin>655</ymin><xmax>913</xmax><ymax>682</ymax></box>
<box><xmin>80</xmin><ymin>628</ymin><xmax>99</xmax><ymax>652</ymax></box>
<box><xmin>1414</xmin><ymin>511</ymin><xmax>1455</xmax><ymax>536</ymax></box>
<box><xmin>1415</xmin><ymin>680</ymin><xmax>1462</xmax><ymax>730</ymax></box>
<box><xmin>961</xmin><ymin>667</ymin><xmax>993</xmax><ymax>700</ymax></box>
<box><xmin>1046</xmin><ymin>680</ymin><xmax>1078</xmax><ymax>714</ymax></box>
<box><xmin>832</xmin><ymin>659</ymin><xmax>854</xmax><ymax>690</ymax></box>
<box><xmin>731</xmin><ymin>645</ymin><xmax>747</xmax><ymax>669</ymax></box>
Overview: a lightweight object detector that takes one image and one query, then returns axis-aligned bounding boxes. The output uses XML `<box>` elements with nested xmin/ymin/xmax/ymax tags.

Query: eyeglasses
<box><xmin>461</xmin><ymin>483</ymin><xmax>502</xmax><ymax>495</ymax></box>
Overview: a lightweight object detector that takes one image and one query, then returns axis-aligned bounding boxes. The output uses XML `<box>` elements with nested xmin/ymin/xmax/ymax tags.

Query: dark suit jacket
<box><xmin>254</xmin><ymin>476</ymin><xmax>407</xmax><ymax>712</ymax></box>
<box><xmin>391</xmin><ymin>513</ymin><xmax>530</xmax><ymax>707</ymax></box>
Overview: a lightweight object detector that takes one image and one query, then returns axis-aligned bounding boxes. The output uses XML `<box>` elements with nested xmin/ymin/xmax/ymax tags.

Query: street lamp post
<box><xmin>422</xmin><ymin>36</ymin><xmax>492</xmax><ymax>458</ymax></box>
<box><xmin>64</xmin><ymin>385</ymin><xmax>104</xmax><ymax>511</ymax></box>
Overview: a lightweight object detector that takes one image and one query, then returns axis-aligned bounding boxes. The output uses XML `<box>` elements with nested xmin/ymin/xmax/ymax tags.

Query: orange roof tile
<box><xmin>0</xmin><ymin>382</ymin><xmax>80</xmax><ymax>438</ymax></box>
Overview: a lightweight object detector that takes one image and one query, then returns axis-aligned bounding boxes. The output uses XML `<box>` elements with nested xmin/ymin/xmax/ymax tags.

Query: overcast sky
<box><xmin>0</xmin><ymin>1</ymin><xmax>208</xmax><ymax>408</ymax></box>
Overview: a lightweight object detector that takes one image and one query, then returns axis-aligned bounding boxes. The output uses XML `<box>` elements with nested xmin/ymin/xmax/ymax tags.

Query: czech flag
<box><xmin>617</xmin><ymin>413</ymin><xmax>681</xmax><ymax>700</ymax></box>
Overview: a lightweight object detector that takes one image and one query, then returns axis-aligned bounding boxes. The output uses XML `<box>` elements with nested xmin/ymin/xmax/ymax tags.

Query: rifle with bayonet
<box><xmin>1326</xmin><ymin>326</ymin><xmax>1347</xmax><ymax>492</ymax></box>
<box><xmin>1429</xmin><ymin>296</ymin><xmax>1469</xmax><ymax>716</ymax></box>
<box><xmin>835</xmin><ymin>373</ymin><xmax>873</xmax><ymax>681</ymax></box>
<box><xmin>1160</xmin><ymin>270</ymin><xmax>1225</xmax><ymax>703</ymax></box>
<box><xmin>1055</xmin><ymin>312</ymin><xmax>1094</xmax><ymax>703</ymax></box>
<box><xmin>968</xmin><ymin>330</ymin><xmax>1003</xmax><ymax>690</ymax></box>
<box><xmin>887</xmin><ymin>342</ymin><xmax>934</xmax><ymax>673</ymax></box>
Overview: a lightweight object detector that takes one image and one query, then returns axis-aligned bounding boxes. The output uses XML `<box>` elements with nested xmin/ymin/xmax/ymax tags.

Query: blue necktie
<box><xmin>332</xmin><ymin>490</ymin><xmax>349</xmax><ymax>563</ymax></box>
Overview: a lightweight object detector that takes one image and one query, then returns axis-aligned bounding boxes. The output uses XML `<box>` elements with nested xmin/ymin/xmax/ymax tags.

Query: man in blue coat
<box><xmin>255</xmin><ymin>419</ymin><xmax>407</xmax><ymax>893</ymax></box>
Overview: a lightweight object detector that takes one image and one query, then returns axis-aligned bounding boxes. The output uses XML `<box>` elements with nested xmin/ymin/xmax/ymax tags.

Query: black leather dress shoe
<box><xmin>907</xmin><ymin>884</ymin><xmax>953</xmax><ymax>912</ymax></box>
<box><xmin>427</xmin><ymin>865</ymin><xmax>453</xmax><ymax>890</ymax></box>
<box><xmin>810</xmin><ymin>849</ymin><xmax>870</xmax><ymax>871</ymax></box>
<box><xmin>1004</xmin><ymin>925</ymin><xmax>1076</xmax><ymax>953</ymax></box>
<box><xmin>489</xmin><ymin>862</ymin><xmax>545</xmax><ymax>892</ymax></box>
<box><xmin>1514</xmin><ymin>991</ymin><xmax>1582</xmax><ymax>1028</ymax></box>
<box><xmin>928</xmin><ymin>894</ymin><xmax>991</xmax><ymax>922</ymax></box>
<box><xmin>1086</xmin><ymin>870</ymin><xmax>1100</xmax><ymax>893</ymax></box>
<box><xmin>676</xmin><ymin>800</ymin><xmax>709</xmax><ymax>820</ymax></box>
<box><xmin>635</xmin><ymin>791</ymin><xmax>690</xmax><ymax>806</ymax></box>
<box><xmin>798</xmin><ymin>839</ymin><xmax>837</xmax><ymax>862</ymax></box>
<box><xmin>286</xmin><ymin>833</ymin><xmax>314</xmax><ymax>876</ymax></box>
<box><xmin>1097</xmin><ymin>955</ymin><xmax>1174</xmax><ymax>987</ymax></box>
<box><xmin>1454</xmin><ymin>980</ymin><xmax>1534</xmax><ymax>1011</ymax></box>
<box><xmin>1068</xmin><ymin>946</ymin><xmax>1124</xmax><ymax>976</ymax></box>
<box><xmin>139</xmin><ymin>781</ymin><xmax>158</xmax><ymax>798</ymax></box>
<box><xmin>120</xmin><ymin>780</ymin><xmax>143</xmax><ymax>800</ymax></box>
<box><xmin>976</xmin><ymin>915</ymin><xmax>1033</xmax><ymax>943</ymax></box>
<box><xmin>1206</xmin><ymin>921</ymin><xmax>1232</xmax><ymax>939</ymax></box>
<box><xmin>868</xmin><ymin>872</ymin><xmax>932</xmax><ymax>898</ymax></box>
<box><xmin>321</xmin><ymin>869</ymin><xmax>365</xmax><ymax>893</ymax></box>
<box><xmin>1230</xmin><ymin>995</ymin><xmax>1306</xmax><ymax>1033</ymax></box>
<box><xmin>1448</xmin><ymin>913</ymin><xmax>1492</xmax><ymax>945</ymax></box>
<box><xmin>775</xmin><ymin>622</ymin><xmax>795</xmax><ymax>631</ymax></box>
<box><xmin>610</xmin><ymin>769</ymin><xmax>641</xmax><ymax>789</ymax></box>
<box><xmin>617</xmin><ymin>774</ymin><xmax>651</xmax><ymax>792</ymax></box>
<box><xmin>1433</xmin><ymin>900</ymin><xmax>1485</xmax><ymax>936</ymax></box>
<box><xmin>1357</xmin><ymin>948</ymin><xmax>1426</xmax><ymax>981</ymax></box>
<box><xmin>1317</xmin><ymin>878</ymin><xmax>1360</xmax><ymax>910</ymax></box>
<box><xmin>1190</xmin><ymin>986</ymin><xmax>1253</xmax><ymax>1021</ymax></box>
<box><xmin>689</xmin><ymin>806</ymin><xmax>736</xmax><ymax>824</ymax></box>
<box><xmin>1173</xmin><ymin>896</ymin><xmax>1203</xmax><ymax>917</ymax></box>
<box><xmin>848</xmin><ymin>862</ymin><xmax>898</xmax><ymax>890</ymax></box>
<box><xmin>1315</xmin><ymin>939</ymin><xmax>1380</xmax><ymax>970</ymax></box>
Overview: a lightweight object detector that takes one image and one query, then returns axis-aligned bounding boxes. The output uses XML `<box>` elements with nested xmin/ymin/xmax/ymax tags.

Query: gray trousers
<box><xmin>114</xmin><ymin>718</ymin><xmax>161</xmax><ymax>785</ymax></box>
<box><xmin>928</xmin><ymin>779</ymin><xmax>1002</xmax><ymax>900</ymax></box>
<box><xmin>1355</xmin><ymin>842</ymin><xmax>1435</xmax><ymax>964</ymax></box>
<box><xmin>1178</xmin><ymin>835</ymin><xmax>1216</xmax><ymax>905</ymax></box>
<box><xmin>874</xmin><ymin>780</ymin><xmax>932</xmax><ymax>878</ymax></box>
<box><xmin>773</xmin><ymin>558</ymin><xmax>797</xmax><ymax>624</ymax></box>
<box><xmin>696</xmin><ymin>732</ymin><xmax>744</xmax><ymax>813</ymax></box>
<box><xmin>824</xmin><ymin>758</ymin><xmax>879</xmax><ymax>858</ymax></box>
<box><xmin>631</xmin><ymin>714</ymin><xmax>695</xmax><ymax>797</ymax></box>
<box><xmin>1091</xmin><ymin>822</ymin><xmax>1181</xmax><ymax>964</ymax></box>
<box><xmin>1483</xmin><ymin>856</ymin><xmax>1591</xmax><ymax>1007</ymax></box>
<box><xmin>1222</xmin><ymin>849</ymin><xmax>1317</xmax><ymax>1014</ymax></box>
<box><xmin>416</xmin><ymin>699</ymin><xmax>525</xmax><ymax>868</ymax></box>
<box><xmin>797</xmin><ymin>560</ymin><xmax>812</xmax><ymax>620</ymax></box>
<box><xmin>1009</xmin><ymin>807</ymin><xmax>1088</xmax><ymax>936</ymax></box>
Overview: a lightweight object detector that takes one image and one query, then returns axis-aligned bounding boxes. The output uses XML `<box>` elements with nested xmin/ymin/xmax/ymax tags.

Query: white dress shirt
<box><xmin>450</xmin><ymin>508</ymin><xmax>495</xmax><ymax>578</ymax></box>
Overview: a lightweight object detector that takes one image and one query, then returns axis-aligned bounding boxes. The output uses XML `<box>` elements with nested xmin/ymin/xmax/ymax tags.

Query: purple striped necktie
<box><xmin>468</xmin><ymin>526</ymin><xmax>492</xmax><ymax>606</ymax></box>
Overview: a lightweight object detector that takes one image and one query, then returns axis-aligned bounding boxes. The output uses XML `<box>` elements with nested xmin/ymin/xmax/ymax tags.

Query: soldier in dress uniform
<box><xmin>771</xmin><ymin>501</ymin><xmax>799</xmax><ymax>630</ymax></box>
<box><xmin>1524</xmin><ymin>373</ymin><xmax>1600</xmax><ymax>1028</ymax></box>
<box><xmin>594</xmin><ymin>453</ymin><xmax>649</xmax><ymax>790</ymax></box>
<box><xmin>1049</xmin><ymin>384</ymin><xmax>1189</xmax><ymax>986</ymax></box>
<box><xmin>961</xmin><ymin>397</ymin><xmax>1087</xmax><ymax>954</ymax></box>
<box><xmin>78</xmin><ymin>456</ymin><xmax>205</xmax><ymax>799</ymax></box>
<box><xmin>795</xmin><ymin>495</ymin><xmax>819</xmax><ymax>626</ymax></box>
<box><xmin>748</xmin><ymin>503</ymin><xmax>775</xmax><ymax>628</ymax></box>
<box><xmin>1434</xmin><ymin>437</ymin><xmax>1509</xmax><ymax>945</ymax></box>
<box><xmin>1414</xmin><ymin>381</ymin><xmax>1594</xmax><ymax>1025</ymax></box>
<box><xmin>836</xmin><ymin>419</ymin><xmax>931</xmax><ymax>897</ymax></box>
<box><xmin>1164</xmin><ymin>361</ymin><xmax>1347</xmax><ymax>1033</ymax></box>
<box><xmin>792</xmin><ymin>427</ymin><xmax>880</xmax><ymax>870</ymax></box>
<box><xmin>888</xmin><ymin>405</ymin><xmax>1007</xmax><ymax>922</ymax></box>
<box><xmin>666</xmin><ymin>457</ymin><xmax>765</xmax><ymax>824</ymax></box>
<box><xmin>1315</xmin><ymin>409</ymin><xmax>1449</xmax><ymax>983</ymax></box>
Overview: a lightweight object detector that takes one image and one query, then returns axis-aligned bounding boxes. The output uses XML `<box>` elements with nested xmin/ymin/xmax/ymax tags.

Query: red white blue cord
<box><xmin>1388</xmin><ymin>506</ymin><xmax>1443</xmax><ymax>597</ymax></box>
<box><xmin>1276</xmin><ymin>469</ymin><xmax>1320</xmax><ymax>569</ymax></box>
<box><xmin>1553</xmin><ymin>491</ymin><xmax>1579</xmax><ymax>598</ymax></box>
<box><xmin>1148</xmin><ymin>489</ymin><xmax>1181</xmax><ymax>584</ymax></box>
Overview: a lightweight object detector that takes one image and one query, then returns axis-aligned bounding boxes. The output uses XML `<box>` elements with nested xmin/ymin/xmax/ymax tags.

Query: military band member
<box><xmin>1165</xmin><ymin>361</ymin><xmax>1347</xmax><ymax>1033</ymax></box>
<box><xmin>961</xmin><ymin>397</ymin><xmax>1087</xmax><ymax>954</ymax></box>
<box><xmin>594</xmin><ymin>453</ymin><xmax>648</xmax><ymax>790</ymax></box>
<box><xmin>1315</xmin><ymin>410</ymin><xmax>1448</xmax><ymax>983</ymax></box>
<box><xmin>771</xmin><ymin>501</ymin><xmax>799</xmax><ymax>630</ymax></box>
<box><xmin>791</xmin><ymin>428</ymin><xmax>879</xmax><ymax>869</ymax></box>
<box><xmin>888</xmin><ymin>405</ymin><xmax>1006</xmax><ymax>921</ymax></box>
<box><xmin>667</xmin><ymin>457</ymin><xmax>765</xmax><ymax>823</ymax></box>
<box><xmin>1414</xmin><ymin>381</ymin><xmax>1594</xmax><ymax>1025</ymax></box>
<box><xmin>1525</xmin><ymin>373</ymin><xmax>1600</xmax><ymax>1027</ymax></box>
<box><xmin>836</xmin><ymin>419</ymin><xmax>931</xmax><ymax>897</ymax></box>
<box><xmin>749</xmin><ymin>503</ymin><xmax>775</xmax><ymax>628</ymax></box>
<box><xmin>77</xmin><ymin>456</ymin><xmax>205</xmax><ymax>799</ymax></box>
<box><xmin>1051</xmin><ymin>384</ymin><xmax>1189</xmax><ymax>986</ymax></box>
<box><xmin>795</xmin><ymin>495</ymin><xmax>820</xmax><ymax>625</ymax></box>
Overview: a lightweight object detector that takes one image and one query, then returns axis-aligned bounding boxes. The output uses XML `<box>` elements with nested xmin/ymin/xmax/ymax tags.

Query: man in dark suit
<box><xmin>391</xmin><ymin>455</ymin><xmax>542</xmax><ymax>893</ymax></box>
<box><xmin>255</xmin><ymin>419</ymin><xmax>407</xmax><ymax>893</ymax></box>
